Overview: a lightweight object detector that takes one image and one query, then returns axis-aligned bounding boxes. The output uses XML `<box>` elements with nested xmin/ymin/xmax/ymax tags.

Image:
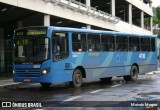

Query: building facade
<box><xmin>0</xmin><ymin>0</ymin><xmax>154</xmax><ymax>76</ymax></box>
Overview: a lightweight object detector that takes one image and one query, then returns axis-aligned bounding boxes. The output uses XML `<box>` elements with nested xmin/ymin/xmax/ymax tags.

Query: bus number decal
<box><xmin>72</xmin><ymin>52</ymin><xmax>80</xmax><ymax>58</ymax></box>
<box><xmin>139</xmin><ymin>53</ymin><xmax>146</xmax><ymax>59</ymax></box>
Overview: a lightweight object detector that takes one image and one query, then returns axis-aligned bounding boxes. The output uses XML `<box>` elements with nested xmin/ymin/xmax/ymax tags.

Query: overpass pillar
<box><xmin>111</xmin><ymin>0</ymin><xmax>115</xmax><ymax>16</ymax></box>
<box><xmin>149</xmin><ymin>2</ymin><xmax>152</xmax><ymax>7</ymax></box>
<box><xmin>86</xmin><ymin>0</ymin><xmax>91</xmax><ymax>29</ymax></box>
<box><xmin>141</xmin><ymin>11</ymin><xmax>144</xmax><ymax>29</ymax></box>
<box><xmin>44</xmin><ymin>14</ymin><xmax>50</xmax><ymax>26</ymax></box>
<box><xmin>86</xmin><ymin>25</ymin><xmax>91</xmax><ymax>29</ymax></box>
<box><xmin>128</xmin><ymin>4</ymin><xmax>132</xmax><ymax>25</ymax></box>
<box><xmin>150</xmin><ymin>16</ymin><xmax>153</xmax><ymax>33</ymax></box>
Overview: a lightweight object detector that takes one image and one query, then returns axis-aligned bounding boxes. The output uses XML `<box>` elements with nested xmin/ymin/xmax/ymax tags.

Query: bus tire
<box><xmin>40</xmin><ymin>83</ymin><xmax>52</xmax><ymax>88</ymax></box>
<box><xmin>100</xmin><ymin>77</ymin><xmax>112</xmax><ymax>83</ymax></box>
<box><xmin>123</xmin><ymin>65</ymin><xmax>138</xmax><ymax>82</ymax></box>
<box><xmin>70</xmin><ymin>69</ymin><xmax>83</xmax><ymax>88</ymax></box>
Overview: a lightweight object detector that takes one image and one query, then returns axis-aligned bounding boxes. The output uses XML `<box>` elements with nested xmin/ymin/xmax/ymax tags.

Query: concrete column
<box><xmin>18</xmin><ymin>21</ymin><xmax>23</xmax><ymax>28</ymax></box>
<box><xmin>149</xmin><ymin>2</ymin><xmax>152</xmax><ymax>7</ymax></box>
<box><xmin>111</xmin><ymin>0</ymin><xmax>115</xmax><ymax>16</ymax></box>
<box><xmin>0</xmin><ymin>28</ymin><xmax>4</xmax><ymax>72</ymax></box>
<box><xmin>86</xmin><ymin>0</ymin><xmax>91</xmax><ymax>30</ymax></box>
<box><xmin>150</xmin><ymin>16</ymin><xmax>153</xmax><ymax>33</ymax></box>
<box><xmin>141</xmin><ymin>11</ymin><xmax>144</xmax><ymax>29</ymax></box>
<box><xmin>86</xmin><ymin>0</ymin><xmax>90</xmax><ymax>6</ymax></box>
<box><xmin>86</xmin><ymin>25</ymin><xmax>91</xmax><ymax>29</ymax></box>
<box><xmin>128</xmin><ymin>4</ymin><xmax>132</xmax><ymax>25</ymax></box>
<box><xmin>44</xmin><ymin>14</ymin><xmax>50</xmax><ymax>26</ymax></box>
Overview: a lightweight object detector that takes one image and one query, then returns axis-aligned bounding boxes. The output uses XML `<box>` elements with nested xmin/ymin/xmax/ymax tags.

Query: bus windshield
<box><xmin>14</xmin><ymin>37</ymin><xmax>49</xmax><ymax>63</ymax></box>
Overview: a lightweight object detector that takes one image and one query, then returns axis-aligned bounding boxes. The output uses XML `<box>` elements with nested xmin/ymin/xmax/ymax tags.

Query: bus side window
<box><xmin>88</xmin><ymin>34</ymin><xmax>100</xmax><ymax>52</ymax></box>
<box><xmin>116</xmin><ymin>36</ymin><xmax>128</xmax><ymax>52</ymax></box>
<box><xmin>72</xmin><ymin>33</ymin><xmax>87</xmax><ymax>52</ymax></box>
<box><xmin>101</xmin><ymin>35</ymin><xmax>115</xmax><ymax>51</ymax></box>
<box><xmin>129</xmin><ymin>37</ymin><xmax>140</xmax><ymax>52</ymax></box>
<box><xmin>141</xmin><ymin>38</ymin><xmax>151</xmax><ymax>52</ymax></box>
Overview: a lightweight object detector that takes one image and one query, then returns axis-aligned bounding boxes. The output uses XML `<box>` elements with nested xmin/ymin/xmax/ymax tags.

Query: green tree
<box><xmin>156</xmin><ymin>7</ymin><xmax>160</xmax><ymax>19</ymax></box>
<box><xmin>153</xmin><ymin>7</ymin><xmax>160</xmax><ymax>38</ymax></box>
<box><xmin>153</xmin><ymin>7</ymin><xmax>160</xmax><ymax>25</ymax></box>
<box><xmin>153</xmin><ymin>16</ymin><xmax>160</xmax><ymax>26</ymax></box>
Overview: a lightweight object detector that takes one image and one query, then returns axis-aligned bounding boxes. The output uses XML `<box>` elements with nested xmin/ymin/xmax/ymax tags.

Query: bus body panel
<box><xmin>13</xmin><ymin>60</ymin><xmax>55</xmax><ymax>83</ymax></box>
<box><xmin>71</xmin><ymin>51</ymin><xmax>157</xmax><ymax>79</ymax></box>
<box><xmin>52</xmin><ymin>58</ymin><xmax>73</xmax><ymax>83</ymax></box>
<box><xmin>13</xmin><ymin>26</ymin><xmax>158</xmax><ymax>85</ymax></box>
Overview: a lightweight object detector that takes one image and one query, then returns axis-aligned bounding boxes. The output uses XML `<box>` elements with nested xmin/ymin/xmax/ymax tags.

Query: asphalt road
<box><xmin>0</xmin><ymin>73</ymin><xmax>160</xmax><ymax>110</ymax></box>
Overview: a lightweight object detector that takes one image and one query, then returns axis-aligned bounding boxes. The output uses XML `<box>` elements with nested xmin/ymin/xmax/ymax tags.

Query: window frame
<box><xmin>101</xmin><ymin>34</ymin><xmax>115</xmax><ymax>52</ymax></box>
<box><xmin>115</xmin><ymin>35</ymin><xmax>129</xmax><ymax>52</ymax></box>
<box><xmin>129</xmin><ymin>37</ymin><xmax>140</xmax><ymax>52</ymax></box>
<box><xmin>52</xmin><ymin>31</ymin><xmax>69</xmax><ymax>62</ymax></box>
<box><xmin>87</xmin><ymin>33</ymin><xmax>101</xmax><ymax>52</ymax></box>
<box><xmin>140</xmin><ymin>37</ymin><xmax>151</xmax><ymax>52</ymax></box>
<box><xmin>72</xmin><ymin>33</ymin><xmax>87</xmax><ymax>52</ymax></box>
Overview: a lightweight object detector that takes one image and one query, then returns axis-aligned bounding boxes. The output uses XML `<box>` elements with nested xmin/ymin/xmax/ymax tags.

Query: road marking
<box><xmin>63</xmin><ymin>96</ymin><xmax>82</xmax><ymax>101</ymax></box>
<box><xmin>111</xmin><ymin>84</ymin><xmax>121</xmax><ymax>88</ymax></box>
<box><xmin>90</xmin><ymin>89</ymin><xmax>103</xmax><ymax>93</ymax></box>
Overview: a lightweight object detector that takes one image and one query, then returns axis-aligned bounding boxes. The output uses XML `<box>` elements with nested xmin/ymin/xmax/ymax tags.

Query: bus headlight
<box><xmin>13</xmin><ymin>70</ymin><xmax>15</xmax><ymax>74</ymax></box>
<box><xmin>41</xmin><ymin>68</ymin><xmax>50</xmax><ymax>75</ymax></box>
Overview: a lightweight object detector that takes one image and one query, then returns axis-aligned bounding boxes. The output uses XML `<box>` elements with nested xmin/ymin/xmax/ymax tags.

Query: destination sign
<box><xmin>16</xmin><ymin>39</ymin><xmax>29</xmax><ymax>46</ymax></box>
<box><xmin>15</xmin><ymin>28</ymin><xmax>47</xmax><ymax>37</ymax></box>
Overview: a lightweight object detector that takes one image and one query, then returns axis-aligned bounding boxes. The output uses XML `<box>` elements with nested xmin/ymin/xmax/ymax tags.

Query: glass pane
<box><xmin>101</xmin><ymin>35</ymin><xmax>115</xmax><ymax>51</ymax></box>
<box><xmin>116</xmin><ymin>36</ymin><xmax>128</xmax><ymax>52</ymax></box>
<box><xmin>14</xmin><ymin>37</ymin><xmax>49</xmax><ymax>63</ymax></box>
<box><xmin>72</xmin><ymin>33</ymin><xmax>87</xmax><ymax>52</ymax></box>
<box><xmin>129</xmin><ymin>37</ymin><xmax>140</xmax><ymax>51</ymax></box>
<box><xmin>52</xmin><ymin>32</ymin><xmax>69</xmax><ymax>61</ymax></box>
<box><xmin>141</xmin><ymin>38</ymin><xmax>151</xmax><ymax>51</ymax></box>
<box><xmin>88</xmin><ymin>34</ymin><xmax>100</xmax><ymax>52</ymax></box>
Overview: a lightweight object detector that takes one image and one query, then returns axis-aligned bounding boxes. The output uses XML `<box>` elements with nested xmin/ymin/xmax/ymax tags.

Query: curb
<box><xmin>0</xmin><ymin>82</ymin><xmax>28</xmax><ymax>89</ymax></box>
<box><xmin>146</xmin><ymin>71</ymin><xmax>160</xmax><ymax>75</ymax></box>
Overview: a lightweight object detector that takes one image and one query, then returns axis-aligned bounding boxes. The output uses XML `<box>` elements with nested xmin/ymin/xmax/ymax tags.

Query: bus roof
<box><xmin>15</xmin><ymin>26</ymin><xmax>157</xmax><ymax>38</ymax></box>
<box><xmin>48</xmin><ymin>26</ymin><xmax>156</xmax><ymax>38</ymax></box>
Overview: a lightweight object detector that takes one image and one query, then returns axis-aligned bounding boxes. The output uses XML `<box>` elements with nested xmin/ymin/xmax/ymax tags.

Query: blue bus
<box><xmin>13</xmin><ymin>26</ymin><xmax>158</xmax><ymax>88</ymax></box>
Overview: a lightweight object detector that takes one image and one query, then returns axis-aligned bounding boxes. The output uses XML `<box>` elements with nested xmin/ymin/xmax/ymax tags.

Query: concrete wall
<box><xmin>0</xmin><ymin>0</ymin><xmax>153</xmax><ymax>34</ymax></box>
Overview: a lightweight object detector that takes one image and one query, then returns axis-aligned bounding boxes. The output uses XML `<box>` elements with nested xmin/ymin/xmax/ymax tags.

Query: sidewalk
<box><xmin>0</xmin><ymin>78</ymin><xmax>23</xmax><ymax>88</ymax></box>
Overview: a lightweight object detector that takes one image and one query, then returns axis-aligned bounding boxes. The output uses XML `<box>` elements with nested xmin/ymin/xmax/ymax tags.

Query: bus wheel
<box><xmin>100</xmin><ymin>77</ymin><xmax>112</xmax><ymax>83</ymax></box>
<box><xmin>123</xmin><ymin>65</ymin><xmax>138</xmax><ymax>82</ymax></box>
<box><xmin>70</xmin><ymin>69</ymin><xmax>83</xmax><ymax>88</ymax></box>
<box><xmin>40</xmin><ymin>83</ymin><xmax>52</xmax><ymax>88</ymax></box>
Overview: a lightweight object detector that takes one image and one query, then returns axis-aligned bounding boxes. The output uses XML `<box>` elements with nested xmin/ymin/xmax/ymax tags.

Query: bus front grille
<box><xmin>15</xmin><ymin>68</ymin><xmax>40</xmax><ymax>78</ymax></box>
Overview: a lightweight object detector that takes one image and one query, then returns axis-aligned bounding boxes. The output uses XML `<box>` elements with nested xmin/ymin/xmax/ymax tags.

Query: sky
<box><xmin>152</xmin><ymin>0</ymin><xmax>160</xmax><ymax>7</ymax></box>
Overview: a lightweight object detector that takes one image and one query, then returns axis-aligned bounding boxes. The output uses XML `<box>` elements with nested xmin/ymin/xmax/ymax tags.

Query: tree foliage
<box><xmin>153</xmin><ymin>16</ymin><xmax>160</xmax><ymax>26</ymax></box>
<box><xmin>156</xmin><ymin>7</ymin><xmax>160</xmax><ymax>19</ymax></box>
<box><xmin>153</xmin><ymin>7</ymin><xmax>160</xmax><ymax>38</ymax></box>
<box><xmin>153</xmin><ymin>7</ymin><xmax>160</xmax><ymax>25</ymax></box>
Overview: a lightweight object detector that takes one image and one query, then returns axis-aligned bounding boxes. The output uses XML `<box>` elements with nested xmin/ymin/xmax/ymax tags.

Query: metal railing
<box><xmin>43</xmin><ymin>0</ymin><xmax>120</xmax><ymax>24</ymax></box>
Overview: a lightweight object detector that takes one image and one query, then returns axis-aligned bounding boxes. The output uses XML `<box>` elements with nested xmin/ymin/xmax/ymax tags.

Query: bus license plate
<box><xmin>24</xmin><ymin>79</ymin><xmax>31</xmax><ymax>82</ymax></box>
